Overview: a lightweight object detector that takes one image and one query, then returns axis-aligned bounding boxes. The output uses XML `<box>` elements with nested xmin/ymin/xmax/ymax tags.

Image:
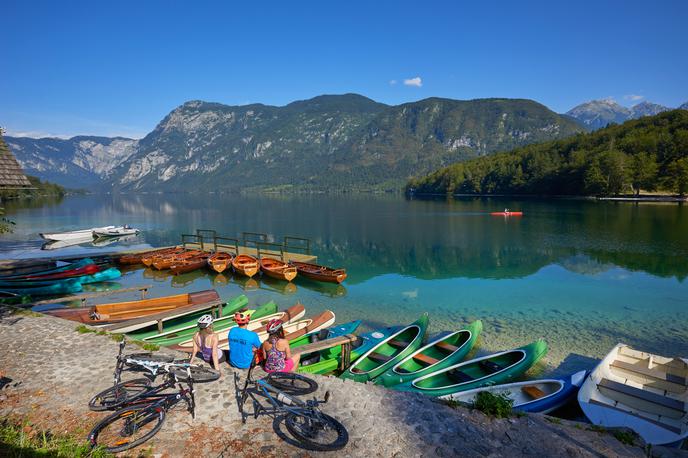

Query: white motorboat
<box><xmin>93</xmin><ymin>225</ymin><xmax>140</xmax><ymax>238</ymax></box>
<box><xmin>578</xmin><ymin>343</ymin><xmax>688</xmax><ymax>446</ymax></box>
<box><xmin>40</xmin><ymin>226</ymin><xmax>116</xmax><ymax>242</ymax></box>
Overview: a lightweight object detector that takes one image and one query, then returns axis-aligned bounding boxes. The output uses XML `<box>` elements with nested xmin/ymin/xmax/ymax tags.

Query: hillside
<box><xmin>7</xmin><ymin>94</ymin><xmax>583</xmax><ymax>192</ymax></box>
<box><xmin>408</xmin><ymin>110</ymin><xmax>688</xmax><ymax>197</ymax></box>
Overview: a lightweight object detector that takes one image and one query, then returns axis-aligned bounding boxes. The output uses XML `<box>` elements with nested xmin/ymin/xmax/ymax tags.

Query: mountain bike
<box><xmin>238</xmin><ymin>358</ymin><xmax>348</xmax><ymax>451</ymax></box>
<box><xmin>89</xmin><ymin>340</ymin><xmax>219</xmax><ymax>411</ymax></box>
<box><xmin>88</xmin><ymin>369</ymin><xmax>196</xmax><ymax>453</ymax></box>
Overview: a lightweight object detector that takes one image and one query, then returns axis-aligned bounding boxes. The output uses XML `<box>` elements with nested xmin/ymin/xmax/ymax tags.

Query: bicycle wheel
<box><xmin>265</xmin><ymin>372</ymin><xmax>318</xmax><ymax>395</ymax></box>
<box><xmin>285</xmin><ymin>411</ymin><xmax>348</xmax><ymax>451</ymax></box>
<box><xmin>88</xmin><ymin>405</ymin><xmax>165</xmax><ymax>453</ymax></box>
<box><xmin>168</xmin><ymin>365</ymin><xmax>220</xmax><ymax>383</ymax></box>
<box><xmin>124</xmin><ymin>353</ymin><xmax>175</xmax><ymax>367</ymax></box>
<box><xmin>88</xmin><ymin>378</ymin><xmax>152</xmax><ymax>411</ymax></box>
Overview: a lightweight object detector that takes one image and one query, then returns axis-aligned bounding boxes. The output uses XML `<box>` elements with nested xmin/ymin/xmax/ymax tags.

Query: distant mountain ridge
<box><xmin>565</xmin><ymin>98</ymin><xmax>685</xmax><ymax>130</ymax></box>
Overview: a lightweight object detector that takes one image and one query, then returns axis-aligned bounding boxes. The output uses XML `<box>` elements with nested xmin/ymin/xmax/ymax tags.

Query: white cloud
<box><xmin>403</xmin><ymin>76</ymin><xmax>423</xmax><ymax>87</ymax></box>
<box><xmin>624</xmin><ymin>94</ymin><xmax>644</xmax><ymax>101</ymax></box>
<box><xmin>389</xmin><ymin>79</ymin><xmax>397</xmax><ymax>85</ymax></box>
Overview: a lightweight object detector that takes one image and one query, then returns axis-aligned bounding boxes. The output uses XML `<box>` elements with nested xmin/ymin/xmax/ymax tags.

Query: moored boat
<box><xmin>44</xmin><ymin>289</ymin><xmax>220</xmax><ymax>326</ymax></box>
<box><xmin>340</xmin><ymin>314</ymin><xmax>429</xmax><ymax>383</ymax></box>
<box><xmin>142</xmin><ymin>248</ymin><xmax>185</xmax><ymax>267</ymax></box>
<box><xmin>376</xmin><ymin>320</ymin><xmax>483</xmax><ymax>387</ymax></box>
<box><xmin>232</xmin><ymin>254</ymin><xmax>259</xmax><ymax>278</ymax></box>
<box><xmin>392</xmin><ymin>339</ymin><xmax>549</xmax><ymax>397</ymax></box>
<box><xmin>2</xmin><ymin>263</ymin><xmax>99</xmax><ymax>281</ymax></box>
<box><xmin>153</xmin><ymin>250</ymin><xmax>204</xmax><ymax>270</ymax></box>
<box><xmin>444</xmin><ymin>370</ymin><xmax>587</xmax><ymax>414</ymax></box>
<box><xmin>290</xmin><ymin>320</ymin><xmax>362</xmax><ymax>349</ymax></box>
<box><xmin>170</xmin><ymin>253</ymin><xmax>211</xmax><ymax>275</ymax></box>
<box><xmin>1</xmin><ymin>279</ymin><xmax>83</xmax><ymax>296</ymax></box>
<box><xmin>207</xmin><ymin>252</ymin><xmax>234</xmax><ymax>273</ymax></box>
<box><xmin>578</xmin><ymin>343</ymin><xmax>688</xmax><ymax>446</ymax></box>
<box><xmin>289</xmin><ymin>261</ymin><xmax>347</xmax><ymax>284</ymax></box>
<box><xmin>118</xmin><ymin>248</ymin><xmax>176</xmax><ymax>265</ymax></box>
<box><xmin>39</xmin><ymin>226</ymin><xmax>115</xmax><ymax>242</ymax></box>
<box><xmin>93</xmin><ymin>225</ymin><xmax>139</xmax><ymax>237</ymax></box>
<box><xmin>0</xmin><ymin>259</ymin><xmax>94</xmax><ymax>280</ymax></box>
<box><xmin>260</xmin><ymin>257</ymin><xmax>297</xmax><ymax>282</ymax></box>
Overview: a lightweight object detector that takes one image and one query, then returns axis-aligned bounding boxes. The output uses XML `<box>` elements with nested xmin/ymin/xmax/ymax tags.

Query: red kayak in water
<box><xmin>490</xmin><ymin>211</ymin><xmax>523</xmax><ymax>216</ymax></box>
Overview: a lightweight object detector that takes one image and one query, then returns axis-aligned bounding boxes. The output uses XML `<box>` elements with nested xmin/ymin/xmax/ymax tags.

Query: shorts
<box><xmin>265</xmin><ymin>358</ymin><xmax>295</xmax><ymax>373</ymax></box>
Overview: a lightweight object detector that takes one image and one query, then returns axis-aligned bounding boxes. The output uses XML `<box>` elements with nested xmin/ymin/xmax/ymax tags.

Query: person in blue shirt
<box><xmin>227</xmin><ymin>312</ymin><xmax>262</xmax><ymax>369</ymax></box>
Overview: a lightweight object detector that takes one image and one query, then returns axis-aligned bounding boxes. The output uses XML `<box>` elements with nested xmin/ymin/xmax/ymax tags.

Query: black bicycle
<box><xmin>238</xmin><ymin>358</ymin><xmax>348</xmax><ymax>451</ymax></box>
<box><xmin>89</xmin><ymin>340</ymin><xmax>219</xmax><ymax>412</ymax></box>
<box><xmin>88</xmin><ymin>369</ymin><xmax>196</xmax><ymax>452</ymax></box>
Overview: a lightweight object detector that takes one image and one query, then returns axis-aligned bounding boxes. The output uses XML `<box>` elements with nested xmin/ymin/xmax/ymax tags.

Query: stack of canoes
<box><xmin>153</xmin><ymin>250</ymin><xmax>205</xmax><ymax>270</ymax></box>
<box><xmin>0</xmin><ymin>258</ymin><xmax>121</xmax><ymax>296</ymax></box>
<box><xmin>170</xmin><ymin>252</ymin><xmax>211</xmax><ymax>275</ymax></box>
<box><xmin>118</xmin><ymin>247</ymin><xmax>179</xmax><ymax>266</ymax></box>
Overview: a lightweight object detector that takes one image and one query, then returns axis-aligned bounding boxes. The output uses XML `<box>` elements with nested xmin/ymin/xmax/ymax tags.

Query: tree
<box><xmin>599</xmin><ymin>149</ymin><xmax>628</xmax><ymax>195</ymax></box>
<box><xmin>667</xmin><ymin>158</ymin><xmax>688</xmax><ymax>196</ymax></box>
<box><xmin>583</xmin><ymin>160</ymin><xmax>606</xmax><ymax>195</ymax></box>
<box><xmin>629</xmin><ymin>152</ymin><xmax>658</xmax><ymax>195</ymax></box>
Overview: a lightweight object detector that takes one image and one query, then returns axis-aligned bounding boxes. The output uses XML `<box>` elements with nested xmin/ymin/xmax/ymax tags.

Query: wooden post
<box><xmin>157</xmin><ymin>319</ymin><xmax>163</xmax><ymax>334</ymax></box>
<box><xmin>217</xmin><ymin>303</ymin><xmax>223</xmax><ymax>317</ymax></box>
<box><xmin>140</xmin><ymin>287</ymin><xmax>148</xmax><ymax>299</ymax></box>
<box><xmin>340</xmin><ymin>342</ymin><xmax>352</xmax><ymax>371</ymax></box>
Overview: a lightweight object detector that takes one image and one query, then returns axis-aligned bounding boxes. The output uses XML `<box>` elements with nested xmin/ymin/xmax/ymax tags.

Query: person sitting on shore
<box><xmin>189</xmin><ymin>314</ymin><xmax>224</xmax><ymax>378</ymax></box>
<box><xmin>261</xmin><ymin>319</ymin><xmax>300</xmax><ymax>373</ymax></box>
<box><xmin>227</xmin><ymin>312</ymin><xmax>261</xmax><ymax>369</ymax></box>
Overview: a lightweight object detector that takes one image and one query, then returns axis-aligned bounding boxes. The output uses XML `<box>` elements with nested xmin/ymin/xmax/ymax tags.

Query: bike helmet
<box><xmin>266</xmin><ymin>319</ymin><xmax>283</xmax><ymax>334</ymax></box>
<box><xmin>234</xmin><ymin>312</ymin><xmax>250</xmax><ymax>325</ymax></box>
<box><xmin>197</xmin><ymin>314</ymin><xmax>214</xmax><ymax>328</ymax></box>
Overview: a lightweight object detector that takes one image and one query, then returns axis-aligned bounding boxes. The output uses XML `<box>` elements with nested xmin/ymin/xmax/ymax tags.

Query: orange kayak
<box><xmin>490</xmin><ymin>212</ymin><xmax>523</xmax><ymax>216</ymax></box>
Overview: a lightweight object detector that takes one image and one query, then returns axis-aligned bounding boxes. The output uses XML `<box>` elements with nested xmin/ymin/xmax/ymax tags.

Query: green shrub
<box><xmin>0</xmin><ymin>419</ymin><xmax>111</xmax><ymax>457</ymax></box>
<box><xmin>613</xmin><ymin>430</ymin><xmax>636</xmax><ymax>445</ymax></box>
<box><xmin>75</xmin><ymin>324</ymin><xmax>96</xmax><ymax>334</ymax></box>
<box><xmin>473</xmin><ymin>391</ymin><xmax>513</xmax><ymax>418</ymax></box>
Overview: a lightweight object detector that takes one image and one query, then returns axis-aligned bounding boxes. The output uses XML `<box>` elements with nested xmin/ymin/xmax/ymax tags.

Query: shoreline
<box><xmin>409</xmin><ymin>192</ymin><xmax>687</xmax><ymax>202</ymax></box>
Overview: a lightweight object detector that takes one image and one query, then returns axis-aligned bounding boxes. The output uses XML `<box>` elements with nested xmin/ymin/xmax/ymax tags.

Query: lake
<box><xmin>2</xmin><ymin>194</ymin><xmax>687</xmax><ymax>375</ymax></box>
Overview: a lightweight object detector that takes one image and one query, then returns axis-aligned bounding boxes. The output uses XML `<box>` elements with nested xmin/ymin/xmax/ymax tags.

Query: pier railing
<box><xmin>185</xmin><ymin>229</ymin><xmax>313</xmax><ymax>260</ymax></box>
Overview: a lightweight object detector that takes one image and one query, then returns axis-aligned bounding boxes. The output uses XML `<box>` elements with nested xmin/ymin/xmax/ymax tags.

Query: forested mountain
<box><xmin>7</xmin><ymin>94</ymin><xmax>582</xmax><ymax>192</ymax></box>
<box><xmin>408</xmin><ymin>110</ymin><xmax>688</xmax><ymax>197</ymax></box>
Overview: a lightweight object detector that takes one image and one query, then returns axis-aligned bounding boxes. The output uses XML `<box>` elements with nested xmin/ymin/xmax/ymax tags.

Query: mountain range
<box><xmin>5</xmin><ymin>95</ymin><xmax>687</xmax><ymax>192</ymax></box>
<box><xmin>5</xmin><ymin>94</ymin><xmax>584</xmax><ymax>191</ymax></box>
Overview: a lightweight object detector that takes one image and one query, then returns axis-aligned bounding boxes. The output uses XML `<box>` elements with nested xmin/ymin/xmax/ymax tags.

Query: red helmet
<box><xmin>266</xmin><ymin>319</ymin><xmax>283</xmax><ymax>334</ymax></box>
<box><xmin>234</xmin><ymin>312</ymin><xmax>250</xmax><ymax>325</ymax></box>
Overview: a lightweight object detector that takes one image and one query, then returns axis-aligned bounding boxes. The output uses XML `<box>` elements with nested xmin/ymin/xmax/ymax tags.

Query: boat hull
<box><xmin>290</xmin><ymin>261</ymin><xmax>347</xmax><ymax>283</ymax></box>
<box><xmin>260</xmin><ymin>258</ymin><xmax>297</xmax><ymax>282</ymax></box>
<box><xmin>232</xmin><ymin>255</ymin><xmax>259</xmax><ymax>278</ymax></box>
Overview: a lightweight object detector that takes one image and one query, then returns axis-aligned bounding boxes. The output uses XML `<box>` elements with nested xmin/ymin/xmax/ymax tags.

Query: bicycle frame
<box><xmin>116</xmin><ymin>372</ymin><xmax>196</xmax><ymax>419</ymax></box>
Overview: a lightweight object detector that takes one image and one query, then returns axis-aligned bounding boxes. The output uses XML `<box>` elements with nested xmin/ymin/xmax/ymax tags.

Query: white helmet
<box><xmin>197</xmin><ymin>314</ymin><xmax>214</xmax><ymax>328</ymax></box>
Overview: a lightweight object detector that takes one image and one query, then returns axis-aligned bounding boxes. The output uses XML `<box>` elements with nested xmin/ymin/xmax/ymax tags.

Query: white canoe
<box><xmin>40</xmin><ymin>226</ymin><xmax>116</xmax><ymax>241</ymax></box>
<box><xmin>93</xmin><ymin>226</ymin><xmax>140</xmax><ymax>237</ymax></box>
<box><xmin>578</xmin><ymin>343</ymin><xmax>688</xmax><ymax>446</ymax></box>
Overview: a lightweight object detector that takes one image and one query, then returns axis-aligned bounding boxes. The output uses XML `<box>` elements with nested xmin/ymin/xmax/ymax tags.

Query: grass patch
<box><xmin>442</xmin><ymin>399</ymin><xmax>462</xmax><ymax>409</ymax></box>
<box><xmin>0</xmin><ymin>419</ymin><xmax>112</xmax><ymax>457</ymax></box>
<box><xmin>587</xmin><ymin>424</ymin><xmax>607</xmax><ymax>433</ymax></box>
<box><xmin>545</xmin><ymin>416</ymin><xmax>562</xmax><ymax>425</ymax></box>
<box><xmin>108</xmin><ymin>333</ymin><xmax>124</xmax><ymax>342</ymax></box>
<box><xmin>613</xmin><ymin>430</ymin><xmax>636</xmax><ymax>446</ymax></box>
<box><xmin>473</xmin><ymin>391</ymin><xmax>513</xmax><ymax>419</ymax></box>
<box><xmin>8</xmin><ymin>307</ymin><xmax>43</xmax><ymax>317</ymax></box>
<box><xmin>75</xmin><ymin>324</ymin><xmax>96</xmax><ymax>334</ymax></box>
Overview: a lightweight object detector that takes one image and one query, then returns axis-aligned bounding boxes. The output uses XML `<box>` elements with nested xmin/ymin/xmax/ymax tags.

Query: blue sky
<box><xmin>2</xmin><ymin>0</ymin><xmax>687</xmax><ymax>138</ymax></box>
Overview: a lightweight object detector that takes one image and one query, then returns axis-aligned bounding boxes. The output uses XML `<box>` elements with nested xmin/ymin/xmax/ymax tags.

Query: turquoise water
<box><xmin>2</xmin><ymin>194</ymin><xmax>687</xmax><ymax>375</ymax></box>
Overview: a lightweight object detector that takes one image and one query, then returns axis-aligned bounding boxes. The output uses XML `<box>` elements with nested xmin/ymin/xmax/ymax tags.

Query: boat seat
<box><xmin>435</xmin><ymin>341</ymin><xmax>459</xmax><ymax>353</ymax></box>
<box><xmin>521</xmin><ymin>385</ymin><xmax>547</xmax><ymax>400</ymax></box>
<box><xmin>610</xmin><ymin>360</ymin><xmax>687</xmax><ymax>386</ymax></box>
<box><xmin>598</xmin><ymin>378</ymin><xmax>685</xmax><ymax>414</ymax></box>
<box><xmin>447</xmin><ymin>370</ymin><xmax>473</xmax><ymax>384</ymax></box>
<box><xmin>368</xmin><ymin>352</ymin><xmax>394</xmax><ymax>364</ymax></box>
<box><xmin>478</xmin><ymin>360</ymin><xmax>503</xmax><ymax>373</ymax></box>
<box><xmin>413</xmin><ymin>353</ymin><xmax>440</xmax><ymax>366</ymax></box>
<box><xmin>588</xmin><ymin>399</ymin><xmax>682</xmax><ymax>435</ymax></box>
<box><xmin>387</xmin><ymin>339</ymin><xmax>407</xmax><ymax>349</ymax></box>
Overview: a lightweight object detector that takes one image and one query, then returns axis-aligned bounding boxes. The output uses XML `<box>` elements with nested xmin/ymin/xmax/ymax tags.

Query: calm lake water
<box><xmin>2</xmin><ymin>194</ymin><xmax>687</xmax><ymax>375</ymax></box>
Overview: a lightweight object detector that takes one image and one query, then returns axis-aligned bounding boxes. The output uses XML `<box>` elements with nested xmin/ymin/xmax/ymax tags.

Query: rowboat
<box><xmin>207</xmin><ymin>252</ymin><xmax>234</xmax><ymax>273</ymax></box>
<box><xmin>289</xmin><ymin>261</ymin><xmax>347</xmax><ymax>284</ymax></box>
<box><xmin>392</xmin><ymin>339</ymin><xmax>548</xmax><ymax>397</ymax></box>
<box><xmin>297</xmin><ymin>326</ymin><xmax>400</xmax><ymax>375</ymax></box>
<box><xmin>127</xmin><ymin>294</ymin><xmax>249</xmax><ymax>341</ymax></box>
<box><xmin>41</xmin><ymin>235</ymin><xmax>95</xmax><ymax>250</ymax></box>
<box><xmin>260</xmin><ymin>257</ymin><xmax>297</xmax><ymax>282</ymax></box>
<box><xmin>290</xmin><ymin>320</ymin><xmax>362</xmax><ymax>349</ymax></box>
<box><xmin>142</xmin><ymin>248</ymin><xmax>185</xmax><ymax>267</ymax></box>
<box><xmin>490</xmin><ymin>211</ymin><xmax>523</xmax><ymax>216</ymax></box>
<box><xmin>232</xmin><ymin>254</ymin><xmax>259</xmax><ymax>278</ymax></box>
<box><xmin>376</xmin><ymin>320</ymin><xmax>483</xmax><ymax>387</ymax></box>
<box><xmin>170</xmin><ymin>253</ymin><xmax>211</xmax><ymax>275</ymax></box>
<box><xmin>578</xmin><ymin>343</ymin><xmax>688</xmax><ymax>446</ymax></box>
<box><xmin>2</xmin><ymin>263</ymin><xmax>99</xmax><ymax>281</ymax></box>
<box><xmin>0</xmin><ymin>259</ymin><xmax>93</xmax><ymax>280</ymax></box>
<box><xmin>340</xmin><ymin>314</ymin><xmax>429</xmax><ymax>383</ymax></box>
<box><xmin>176</xmin><ymin>303</ymin><xmax>306</xmax><ymax>352</ymax></box>
<box><xmin>153</xmin><ymin>250</ymin><xmax>204</xmax><ymax>270</ymax></box>
<box><xmin>93</xmin><ymin>225</ymin><xmax>139</xmax><ymax>237</ymax></box>
<box><xmin>0</xmin><ymin>279</ymin><xmax>83</xmax><ymax>296</ymax></box>
<box><xmin>44</xmin><ymin>289</ymin><xmax>220</xmax><ymax>326</ymax></box>
<box><xmin>118</xmin><ymin>248</ymin><xmax>177</xmax><ymax>266</ymax></box>
<box><xmin>444</xmin><ymin>370</ymin><xmax>587</xmax><ymax>414</ymax></box>
<box><xmin>142</xmin><ymin>301</ymin><xmax>278</xmax><ymax>347</ymax></box>
<box><xmin>39</xmin><ymin>226</ymin><xmax>116</xmax><ymax>241</ymax></box>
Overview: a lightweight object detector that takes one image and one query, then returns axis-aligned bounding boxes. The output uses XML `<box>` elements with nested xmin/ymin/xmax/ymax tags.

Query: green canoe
<box><xmin>297</xmin><ymin>325</ymin><xmax>400</xmax><ymax>375</ymax></box>
<box><xmin>392</xmin><ymin>339</ymin><xmax>548</xmax><ymax>397</ymax></box>
<box><xmin>126</xmin><ymin>294</ymin><xmax>249</xmax><ymax>341</ymax></box>
<box><xmin>340</xmin><ymin>314</ymin><xmax>429</xmax><ymax>383</ymax></box>
<box><xmin>151</xmin><ymin>301</ymin><xmax>278</xmax><ymax>347</ymax></box>
<box><xmin>376</xmin><ymin>320</ymin><xmax>483</xmax><ymax>387</ymax></box>
<box><xmin>290</xmin><ymin>320</ymin><xmax>362</xmax><ymax>349</ymax></box>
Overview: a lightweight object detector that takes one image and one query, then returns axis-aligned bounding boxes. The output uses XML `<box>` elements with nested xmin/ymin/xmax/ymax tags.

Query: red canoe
<box><xmin>9</xmin><ymin>264</ymin><xmax>100</xmax><ymax>281</ymax></box>
<box><xmin>490</xmin><ymin>211</ymin><xmax>523</xmax><ymax>216</ymax></box>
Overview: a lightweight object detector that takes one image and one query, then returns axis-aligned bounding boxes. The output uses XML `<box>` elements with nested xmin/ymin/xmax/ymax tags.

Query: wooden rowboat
<box><xmin>578</xmin><ymin>344</ymin><xmax>688</xmax><ymax>446</ymax></box>
<box><xmin>289</xmin><ymin>261</ymin><xmax>347</xmax><ymax>284</ymax></box>
<box><xmin>143</xmin><ymin>248</ymin><xmax>185</xmax><ymax>267</ymax></box>
<box><xmin>260</xmin><ymin>257</ymin><xmax>297</xmax><ymax>282</ymax></box>
<box><xmin>118</xmin><ymin>248</ymin><xmax>177</xmax><ymax>266</ymax></box>
<box><xmin>153</xmin><ymin>250</ymin><xmax>204</xmax><ymax>270</ymax></box>
<box><xmin>207</xmin><ymin>252</ymin><xmax>234</xmax><ymax>273</ymax></box>
<box><xmin>44</xmin><ymin>290</ymin><xmax>219</xmax><ymax>326</ymax></box>
<box><xmin>170</xmin><ymin>253</ymin><xmax>211</xmax><ymax>275</ymax></box>
<box><xmin>232</xmin><ymin>254</ymin><xmax>259</xmax><ymax>278</ymax></box>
